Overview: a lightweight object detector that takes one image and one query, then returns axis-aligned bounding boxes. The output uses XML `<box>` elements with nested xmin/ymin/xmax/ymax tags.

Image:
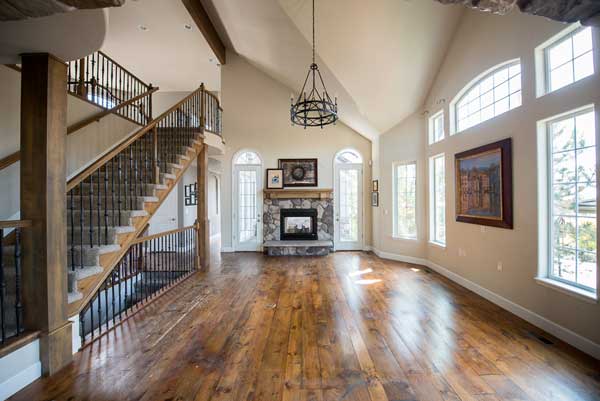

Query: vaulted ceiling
<box><xmin>202</xmin><ymin>0</ymin><xmax>464</xmax><ymax>139</ymax></box>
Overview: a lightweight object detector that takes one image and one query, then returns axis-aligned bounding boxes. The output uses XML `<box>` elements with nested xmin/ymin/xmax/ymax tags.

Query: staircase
<box><xmin>0</xmin><ymin>51</ymin><xmax>222</xmax><ymax>346</ymax></box>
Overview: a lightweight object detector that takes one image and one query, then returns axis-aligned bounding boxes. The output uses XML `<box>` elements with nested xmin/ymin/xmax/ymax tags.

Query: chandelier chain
<box><xmin>312</xmin><ymin>0</ymin><xmax>315</xmax><ymax>64</ymax></box>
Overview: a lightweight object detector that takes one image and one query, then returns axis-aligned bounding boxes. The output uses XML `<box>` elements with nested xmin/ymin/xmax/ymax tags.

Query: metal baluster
<box><xmin>90</xmin><ymin>294</ymin><xmax>95</xmax><ymax>339</ymax></box>
<box><xmin>104</xmin><ymin>281</ymin><xmax>109</xmax><ymax>332</ymax></box>
<box><xmin>79</xmin><ymin>182</ymin><xmax>84</xmax><ymax>267</ymax></box>
<box><xmin>14</xmin><ymin>228</ymin><xmax>22</xmax><ymax>334</ymax></box>
<box><xmin>101</xmin><ymin>53</ymin><xmax>105</xmax><ymax>107</ymax></box>
<box><xmin>123</xmin><ymin>151</ymin><xmax>129</xmax><ymax>214</ymax></box>
<box><xmin>79</xmin><ymin>309</ymin><xmax>85</xmax><ymax>346</ymax></box>
<box><xmin>118</xmin><ymin>154</ymin><xmax>123</xmax><ymax>226</ymax></box>
<box><xmin>118</xmin><ymin>261</ymin><xmax>123</xmax><ymax>321</ymax></box>
<box><xmin>97</xmin><ymin>279</ymin><xmax>102</xmax><ymax>334</ymax></box>
<box><xmin>0</xmin><ymin>228</ymin><xmax>5</xmax><ymax>343</ymax></box>
<box><xmin>70</xmin><ymin>190</ymin><xmax>75</xmax><ymax>271</ymax></box>
<box><xmin>111</xmin><ymin>158</ymin><xmax>116</xmax><ymax>226</ymax></box>
<box><xmin>97</xmin><ymin>169</ymin><xmax>101</xmax><ymax>246</ymax></box>
<box><xmin>129</xmin><ymin>145</ymin><xmax>134</xmax><ymax>211</ymax></box>
<box><xmin>104</xmin><ymin>165</ymin><xmax>109</xmax><ymax>245</ymax></box>
<box><xmin>89</xmin><ymin>175</ymin><xmax>94</xmax><ymax>248</ymax></box>
<box><xmin>129</xmin><ymin>249</ymin><xmax>134</xmax><ymax>309</ymax></box>
<box><xmin>111</xmin><ymin>271</ymin><xmax>116</xmax><ymax>326</ymax></box>
<box><xmin>124</xmin><ymin>256</ymin><xmax>129</xmax><ymax>316</ymax></box>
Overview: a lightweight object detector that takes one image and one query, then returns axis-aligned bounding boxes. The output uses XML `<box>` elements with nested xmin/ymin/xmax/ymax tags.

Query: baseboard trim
<box><xmin>372</xmin><ymin>248</ymin><xmax>600</xmax><ymax>360</ymax></box>
<box><xmin>221</xmin><ymin>246</ymin><xmax>235</xmax><ymax>253</ymax></box>
<box><xmin>0</xmin><ymin>340</ymin><xmax>41</xmax><ymax>400</ymax></box>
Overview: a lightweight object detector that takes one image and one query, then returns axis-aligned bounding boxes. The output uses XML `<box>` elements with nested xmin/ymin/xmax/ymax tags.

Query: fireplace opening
<box><xmin>281</xmin><ymin>209</ymin><xmax>318</xmax><ymax>240</ymax></box>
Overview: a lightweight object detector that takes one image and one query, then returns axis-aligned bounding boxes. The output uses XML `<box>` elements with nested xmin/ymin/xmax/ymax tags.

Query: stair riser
<box><xmin>68</xmin><ymin>227</ymin><xmax>128</xmax><ymax>246</ymax></box>
<box><xmin>68</xmin><ymin>210</ymin><xmax>142</xmax><ymax>227</ymax></box>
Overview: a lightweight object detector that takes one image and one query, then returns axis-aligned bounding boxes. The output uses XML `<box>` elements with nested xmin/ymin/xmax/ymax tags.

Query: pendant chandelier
<box><xmin>290</xmin><ymin>0</ymin><xmax>338</xmax><ymax>128</ymax></box>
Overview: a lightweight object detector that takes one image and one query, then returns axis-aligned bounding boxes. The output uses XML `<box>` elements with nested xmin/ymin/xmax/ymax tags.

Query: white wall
<box><xmin>220</xmin><ymin>51</ymin><xmax>372</xmax><ymax>250</ymax></box>
<box><xmin>152</xmin><ymin>91</ymin><xmax>191</xmax><ymax>116</ymax></box>
<box><xmin>0</xmin><ymin>65</ymin><xmax>139</xmax><ymax>221</ymax></box>
<box><xmin>375</xmin><ymin>10</ymin><xmax>600</xmax><ymax>351</ymax></box>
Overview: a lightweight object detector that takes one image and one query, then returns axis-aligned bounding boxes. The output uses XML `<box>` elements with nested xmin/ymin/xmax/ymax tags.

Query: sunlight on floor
<box><xmin>348</xmin><ymin>268</ymin><xmax>373</xmax><ymax>277</ymax></box>
<box><xmin>355</xmin><ymin>279</ymin><xmax>382</xmax><ymax>285</ymax></box>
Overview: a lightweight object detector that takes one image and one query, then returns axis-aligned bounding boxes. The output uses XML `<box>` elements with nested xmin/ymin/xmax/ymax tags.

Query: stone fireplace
<box><xmin>263</xmin><ymin>189</ymin><xmax>334</xmax><ymax>256</ymax></box>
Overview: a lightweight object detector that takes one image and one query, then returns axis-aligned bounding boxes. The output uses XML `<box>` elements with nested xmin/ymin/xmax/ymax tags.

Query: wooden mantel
<box><xmin>263</xmin><ymin>188</ymin><xmax>333</xmax><ymax>200</ymax></box>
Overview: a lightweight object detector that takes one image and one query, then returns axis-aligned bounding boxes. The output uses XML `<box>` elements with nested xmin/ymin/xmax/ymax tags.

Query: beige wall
<box><xmin>375</xmin><ymin>10</ymin><xmax>600</xmax><ymax>350</ymax></box>
<box><xmin>221</xmin><ymin>51</ymin><xmax>372</xmax><ymax>250</ymax></box>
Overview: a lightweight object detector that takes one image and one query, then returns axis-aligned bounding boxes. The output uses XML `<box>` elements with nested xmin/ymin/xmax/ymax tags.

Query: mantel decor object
<box><xmin>279</xmin><ymin>158</ymin><xmax>318</xmax><ymax>187</ymax></box>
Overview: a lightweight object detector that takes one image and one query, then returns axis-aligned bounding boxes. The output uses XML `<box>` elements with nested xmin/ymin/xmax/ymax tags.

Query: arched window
<box><xmin>454</xmin><ymin>60</ymin><xmax>522</xmax><ymax>133</ymax></box>
<box><xmin>335</xmin><ymin>149</ymin><xmax>363</xmax><ymax>164</ymax></box>
<box><xmin>234</xmin><ymin>150</ymin><xmax>261</xmax><ymax>165</ymax></box>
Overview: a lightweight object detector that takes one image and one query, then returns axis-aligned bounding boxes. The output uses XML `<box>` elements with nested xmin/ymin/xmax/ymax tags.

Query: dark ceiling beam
<box><xmin>435</xmin><ymin>0</ymin><xmax>600</xmax><ymax>27</ymax></box>
<box><xmin>0</xmin><ymin>0</ymin><xmax>124</xmax><ymax>21</ymax></box>
<box><xmin>181</xmin><ymin>0</ymin><xmax>226</xmax><ymax>65</ymax></box>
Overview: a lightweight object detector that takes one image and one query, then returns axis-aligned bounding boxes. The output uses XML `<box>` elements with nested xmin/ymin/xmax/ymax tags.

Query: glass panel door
<box><xmin>335</xmin><ymin>164</ymin><xmax>363</xmax><ymax>250</ymax></box>
<box><xmin>234</xmin><ymin>165</ymin><xmax>262</xmax><ymax>251</ymax></box>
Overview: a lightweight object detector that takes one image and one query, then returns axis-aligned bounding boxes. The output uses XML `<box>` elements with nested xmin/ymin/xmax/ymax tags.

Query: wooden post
<box><xmin>197</xmin><ymin>144</ymin><xmax>210</xmax><ymax>270</ymax></box>
<box><xmin>77</xmin><ymin>58</ymin><xmax>86</xmax><ymax>97</ymax></box>
<box><xmin>152</xmin><ymin>127</ymin><xmax>159</xmax><ymax>184</ymax></box>
<box><xmin>20</xmin><ymin>53</ymin><xmax>72</xmax><ymax>376</ymax></box>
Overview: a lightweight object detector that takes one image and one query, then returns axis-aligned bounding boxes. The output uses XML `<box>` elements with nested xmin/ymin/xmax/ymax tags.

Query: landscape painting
<box><xmin>455</xmin><ymin>138</ymin><xmax>513</xmax><ymax>229</ymax></box>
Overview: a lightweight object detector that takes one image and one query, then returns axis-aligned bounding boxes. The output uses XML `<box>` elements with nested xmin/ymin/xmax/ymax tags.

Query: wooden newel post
<box><xmin>77</xmin><ymin>58</ymin><xmax>86</xmax><ymax>97</ymax></box>
<box><xmin>197</xmin><ymin>83</ymin><xmax>210</xmax><ymax>270</ymax></box>
<box><xmin>20</xmin><ymin>53</ymin><xmax>72</xmax><ymax>376</ymax></box>
<box><xmin>194</xmin><ymin>219</ymin><xmax>201</xmax><ymax>270</ymax></box>
<box><xmin>152</xmin><ymin>127</ymin><xmax>159</xmax><ymax>185</ymax></box>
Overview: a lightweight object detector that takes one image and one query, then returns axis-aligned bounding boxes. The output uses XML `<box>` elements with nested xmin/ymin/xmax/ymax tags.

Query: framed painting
<box><xmin>266</xmin><ymin>168</ymin><xmax>284</xmax><ymax>189</ymax></box>
<box><xmin>278</xmin><ymin>158</ymin><xmax>318</xmax><ymax>187</ymax></box>
<box><xmin>455</xmin><ymin>138</ymin><xmax>513</xmax><ymax>229</ymax></box>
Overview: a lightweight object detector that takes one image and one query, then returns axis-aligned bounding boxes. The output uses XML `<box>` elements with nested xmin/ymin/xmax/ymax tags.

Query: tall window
<box><xmin>393</xmin><ymin>161</ymin><xmax>417</xmax><ymax>239</ymax></box>
<box><xmin>547</xmin><ymin>108</ymin><xmax>596</xmax><ymax>291</ymax></box>
<box><xmin>545</xmin><ymin>27</ymin><xmax>594</xmax><ymax>93</ymax></box>
<box><xmin>455</xmin><ymin>61</ymin><xmax>522</xmax><ymax>133</ymax></box>
<box><xmin>429</xmin><ymin>111</ymin><xmax>444</xmax><ymax>144</ymax></box>
<box><xmin>429</xmin><ymin>154</ymin><xmax>446</xmax><ymax>245</ymax></box>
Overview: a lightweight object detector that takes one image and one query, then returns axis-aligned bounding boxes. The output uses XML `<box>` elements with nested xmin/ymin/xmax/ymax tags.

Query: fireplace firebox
<box><xmin>280</xmin><ymin>209</ymin><xmax>318</xmax><ymax>240</ymax></box>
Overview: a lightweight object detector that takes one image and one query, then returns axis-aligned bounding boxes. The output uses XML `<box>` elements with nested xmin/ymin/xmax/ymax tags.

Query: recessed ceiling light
<box><xmin>138</xmin><ymin>24</ymin><xmax>148</xmax><ymax>31</ymax></box>
<box><xmin>184</xmin><ymin>24</ymin><xmax>193</xmax><ymax>30</ymax></box>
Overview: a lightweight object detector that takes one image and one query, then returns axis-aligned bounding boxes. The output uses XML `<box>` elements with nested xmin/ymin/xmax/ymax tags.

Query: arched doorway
<box><xmin>334</xmin><ymin>149</ymin><xmax>363</xmax><ymax>250</ymax></box>
<box><xmin>232</xmin><ymin>150</ymin><xmax>263</xmax><ymax>251</ymax></box>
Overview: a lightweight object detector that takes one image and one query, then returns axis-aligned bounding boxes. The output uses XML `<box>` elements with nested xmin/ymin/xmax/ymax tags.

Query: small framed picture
<box><xmin>372</xmin><ymin>180</ymin><xmax>379</xmax><ymax>192</ymax></box>
<box><xmin>266</xmin><ymin>168</ymin><xmax>284</xmax><ymax>189</ymax></box>
<box><xmin>371</xmin><ymin>191</ymin><xmax>379</xmax><ymax>207</ymax></box>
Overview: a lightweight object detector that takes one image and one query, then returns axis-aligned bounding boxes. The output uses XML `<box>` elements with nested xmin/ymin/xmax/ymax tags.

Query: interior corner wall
<box><xmin>220</xmin><ymin>51</ymin><xmax>372</xmax><ymax>250</ymax></box>
<box><xmin>376</xmin><ymin>10</ymin><xmax>600</xmax><ymax>349</ymax></box>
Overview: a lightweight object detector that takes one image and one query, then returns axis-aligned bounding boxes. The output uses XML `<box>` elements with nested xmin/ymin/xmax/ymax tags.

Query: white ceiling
<box><xmin>203</xmin><ymin>0</ymin><xmax>464</xmax><ymax>138</ymax></box>
<box><xmin>101</xmin><ymin>0</ymin><xmax>220</xmax><ymax>92</ymax></box>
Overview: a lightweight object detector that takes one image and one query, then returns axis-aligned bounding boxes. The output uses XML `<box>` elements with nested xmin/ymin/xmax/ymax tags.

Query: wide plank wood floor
<box><xmin>10</xmin><ymin>251</ymin><xmax>600</xmax><ymax>401</ymax></box>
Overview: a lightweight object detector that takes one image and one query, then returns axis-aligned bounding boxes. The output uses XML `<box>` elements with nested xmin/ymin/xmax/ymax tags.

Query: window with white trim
<box><xmin>429</xmin><ymin>111</ymin><xmax>444</xmax><ymax>144</ymax></box>
<box><xmin>545</xmin><ymin>27</ymin><xmax>594</xmax><ymax>94</ymax></box>
<box><xmin>393</xmin><ymin>161</ymin><xmax>417</xmax><ymax>239</ymax></box>
<box><xmin>546</xmin><ymin>107</ymin><xmax>597</xmax><ymax>292</ymax></box>
<box><xmin>455</xmin><ymin>61</ymin><xmax>522</xmax><ymax>133</ymax></box>
<box><xmin>429</xmin><ymin>154</ymin><xmax>446</xmax><ymax>245</ymax></box>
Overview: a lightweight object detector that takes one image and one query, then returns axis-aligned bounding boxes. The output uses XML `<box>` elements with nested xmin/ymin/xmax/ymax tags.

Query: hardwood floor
<box><xmin>10</xmin><ymin>250</ymin><xmax>600</xmax><ymax>401</ymax></box>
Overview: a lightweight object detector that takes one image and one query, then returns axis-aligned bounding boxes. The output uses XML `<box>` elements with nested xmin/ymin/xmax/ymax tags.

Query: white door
<box><xmin>233</xmin><ymin>165</ymin><xmax>262</xmax><ymax>251</ymax></box>
<box><xmin>334</xmin><ymin>163</ymin><xmax>363</xmax><ymax>250</ymax></box>
<box><xmin>149</xmin><ymin>187</ymin><xmax>178</xmax><ymax>235</ymax></box>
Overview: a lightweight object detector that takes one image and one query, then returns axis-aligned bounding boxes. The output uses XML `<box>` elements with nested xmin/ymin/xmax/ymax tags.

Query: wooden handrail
<box><xmin>0</xmin><ymin>151</ymin><xmax>20</xmax><ymax>171</ymax></box>
<box><xmin>67</xmin><ymin>87</ymin><xmax>158</xmax><ymax>135</ymax></box>
<box><xmin>66</xmin><ymin>85</ymin><xmax>205</xmax><ymax>191</ymax></box>
<box><xmin>6</xmin><ymin>64</ymin><xmax>21</xmax><ymax>72</ymax></box>
<box><xmin>130</xmin><ymin>224</ymin><xmax>196</xmax><ymax>245</ymax></box>
<box><xmin>0</xmin><ymin>220</ymin><xmax>32</xmax><ymax>229</ymax></box>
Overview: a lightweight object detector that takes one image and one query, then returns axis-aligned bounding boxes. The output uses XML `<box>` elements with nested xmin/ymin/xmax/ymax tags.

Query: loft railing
<box><xmin>66</xmin><ymin>85</ymin><xmax>205</xmax><ymax>272</ymax></box>
<box><xmin>79</xmin><ymin>224</ymin><xmax>198</xmax><ymax>345</ymax></box>
<box><xmin>67</xmin><ymin>51</ymin><xmax>154</xmax><ymax>125</ymax></box>
<box><xmin>0</xmin><ymin>220</ymin><xmax>31</xmax><ymax>345</ymax></box>
<box><xmin>203</xmin><ymin>89</ymin><xmax>222</xmax><ymax>136</ymax></box>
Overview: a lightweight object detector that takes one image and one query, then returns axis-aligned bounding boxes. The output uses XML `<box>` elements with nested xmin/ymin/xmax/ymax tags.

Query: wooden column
<box><xmin>197</xmin><ymin>144</ymin><xmax>210</xmax><ymax>270</ymax></box>
<box><xmin>20</xmin><ymin>53</ymin><xmax>72</xmax><ymax>376</ymax></box>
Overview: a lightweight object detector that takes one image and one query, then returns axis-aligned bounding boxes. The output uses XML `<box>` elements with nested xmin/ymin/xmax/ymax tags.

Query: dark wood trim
<box><xmin>0</xmin><ymin>150</ymin><xmax>20</xmax><ymax>171</ymax></box>
<box><xmin>67</xmin><ymin>87</ymin><xmax>158</xmax><ymax>135</ymax></box>
<box><xmin>0</xmin><ymin>331</ymin><xmax>41</xmax><ymax>359</ymax></box>
<box><xmin>131</xmin><ymin>225</ymin><xmax>196</xmax><ymax>244</ymax></box>
<box><xmin>197</xmin><ymin>144</ymin><xmax>209</xmax><ymax>270</ymax></box>
<box><xmin>0</xmin><ymin>219</ymin><xmax>32</xmax><ymax>229</ymax></box>
<box><xmin>181</xmin><ymin>0</ymin><xmax>226</xmax><ymax>65</ymax></box>
<box><xmin>454</xmin><ymin>137</ymin><xmax>513</xmax><ymax>229</ymax></box>
<box><xmin>6</xmin><ymin>64</ymin><xmax>21</xmax><ymax>72</ymax></box>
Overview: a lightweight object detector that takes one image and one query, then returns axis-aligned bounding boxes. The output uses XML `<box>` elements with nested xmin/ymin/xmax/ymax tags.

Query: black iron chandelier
<box><xmin>290</xmin><ymin>0</ymin><xmax>338</xmax><ymax>128</ymax></box>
